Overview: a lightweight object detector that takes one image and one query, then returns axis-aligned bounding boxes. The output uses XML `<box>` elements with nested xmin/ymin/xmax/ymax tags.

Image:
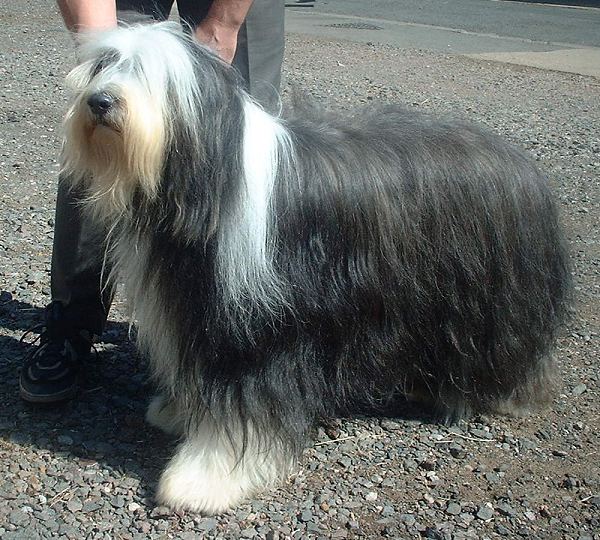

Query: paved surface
<box><xmin>286</xmin><ymin>1</ymin><xmax>600</xmax><ymax>77</ymax></box>
<box><xmin>305</xmin><ymin>0</ymin><xmax>600</xmax><ymax>46</ymax></box>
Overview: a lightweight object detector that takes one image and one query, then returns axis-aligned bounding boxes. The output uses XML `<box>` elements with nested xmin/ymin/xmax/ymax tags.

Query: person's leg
<box><xmin>50</xmin><ymin>181</ymin><xmax>113</xmax><ymax>335</ymax></box>
<box><xmin>177</xmin><ymin>0</ymin><xmax>285</xmax><ymax>112</ymax></box>
<box><xmin>19</xmin><ymin>179</ymin><xmax>109</xmax><ymax>403</ymax></box>
<box><xmin>237</xmin><ymin>0</ymin><xmax>285</xmax><ymax>111</ymax></box>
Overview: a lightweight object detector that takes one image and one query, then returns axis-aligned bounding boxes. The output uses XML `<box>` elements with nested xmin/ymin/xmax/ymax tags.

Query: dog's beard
<box><xmin>61</xmin><ymin>85</ymin><xmax>166</xmax><ymax>221</ymax></box>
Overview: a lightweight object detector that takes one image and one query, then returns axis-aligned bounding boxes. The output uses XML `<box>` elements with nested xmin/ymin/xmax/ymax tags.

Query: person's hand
<box><xmin>194</xmin><ymin>16</ymin><xmax>240</xmax><ymax>64</ymax></box>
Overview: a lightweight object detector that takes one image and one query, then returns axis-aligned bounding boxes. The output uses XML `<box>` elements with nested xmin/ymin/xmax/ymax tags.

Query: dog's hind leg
<box><xmin>156</xmin><ymin>416</ymin><xmax>294</xmax><ymax>514</ymax></box>
<box><xmin>491</xmin><ymin>353</ymin><xmax>559</xmax><ymax>418</ymax></box>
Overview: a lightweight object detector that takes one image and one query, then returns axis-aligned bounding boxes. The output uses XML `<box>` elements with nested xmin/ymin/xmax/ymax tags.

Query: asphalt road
<box><xmin>311</xmin><ymin>0</ymin><xmax>600</xmax><ymax>47</ymax></box>
<box><xmin>286</xmin><ymin>0</ymin><xmax>600</xmax><ymax>77</ymax></box>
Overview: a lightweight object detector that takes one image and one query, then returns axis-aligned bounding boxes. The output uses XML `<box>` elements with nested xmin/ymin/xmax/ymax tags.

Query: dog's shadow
<box><xmin>0</xmin><ymin>295</ymin><xmax>435</xmax><ymax>508</ymax></box>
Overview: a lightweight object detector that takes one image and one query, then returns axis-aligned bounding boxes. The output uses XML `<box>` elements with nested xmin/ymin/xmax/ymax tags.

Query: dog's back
<box><xmin>272</xmin><ymin>104</ymin><xmax>571</xmax><ymax>421</ymax></box>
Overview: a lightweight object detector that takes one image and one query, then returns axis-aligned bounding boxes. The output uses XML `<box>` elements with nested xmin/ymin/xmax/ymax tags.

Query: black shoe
<box><xmin>19</xmin><ymin>301</ymin><xmax>94</xmax><ymax>404</ymax></box>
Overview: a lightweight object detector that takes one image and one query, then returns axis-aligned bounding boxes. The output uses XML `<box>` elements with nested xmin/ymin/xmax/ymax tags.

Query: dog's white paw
<box><xmin>156</xmin><ymin>452</ymin><xmax>248</xmax><ymax>514</ymax></box>
<box><xmin>156</xmin><ymin>427</ymin><xmax>292</xmax><ymax>514</ymax></box>
<box><xmin>145</xmin><ymin>394</ymin><xmax>184</xmax><ymax>436</ymax></box>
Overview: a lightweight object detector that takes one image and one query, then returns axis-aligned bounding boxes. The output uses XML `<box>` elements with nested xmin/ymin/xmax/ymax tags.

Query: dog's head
<box><xmin>61</xmin><ymin>22</ymin><xmax>235</xmax><ymax>219</ymax></box>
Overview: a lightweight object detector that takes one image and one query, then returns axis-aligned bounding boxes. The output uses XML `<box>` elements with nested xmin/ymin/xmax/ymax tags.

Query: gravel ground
<box><xmin>1</xmin><ymin>2</ymin><xmax>599</xmax><ymax>539</ymax></box>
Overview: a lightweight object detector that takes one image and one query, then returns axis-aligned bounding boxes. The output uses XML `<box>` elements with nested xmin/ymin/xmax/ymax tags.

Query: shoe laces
<box><xmin>20</xmin><ymin>323</ymin><xmax>97</xmax><ymax>366</ymax></box>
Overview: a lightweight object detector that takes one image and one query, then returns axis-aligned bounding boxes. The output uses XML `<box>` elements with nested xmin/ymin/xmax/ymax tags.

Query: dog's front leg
<box><xmin>155</xmin><ymin>416</ymin><xmax>294</xmax><ymax>514</ymax></box>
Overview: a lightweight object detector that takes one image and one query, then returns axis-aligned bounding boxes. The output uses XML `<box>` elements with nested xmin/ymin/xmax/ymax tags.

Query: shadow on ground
<box><xmin>0</xmin><ymin>295</ymin><xmax>435</xmax><ymax>508</ymax></box>
<box><xmin>0</xmin><ymin>296</ymin><xmax>177</xmax><ymax>506</ymax></box>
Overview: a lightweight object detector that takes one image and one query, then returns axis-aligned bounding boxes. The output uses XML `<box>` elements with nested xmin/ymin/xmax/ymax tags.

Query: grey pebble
<box><xmin>337</xmin><ymin>456</ymin><xmax>352</xmax><ymax>468</ymax></box>
<box><xmin>178</xmin><ymin>533</ymin><xmax>200</xmax><ymax>540</ymax></box>
<box><xmin>65</xmin><ymin>499</ymin><xmax>83</xmax><ymax>513</ymax></box>
<box><xmin>82</xmin><ymin>501</ymin><xmax>102</xmax><ymax>513</ymax></box>
<box><xmin>381</xmin><ymin>477</ymin><xmax>396</xmax><ymax>488</ymax></box>
<box><xmin>519</xmin><ymin>438</ymin><xmax>537</xmax><ymax>451</ymax></box>
<box><xmin>470</xmin><ymin>428</ymin><xmax>493</xmax><ymax>439</ymax></box>
<box><xmin>495</xmin><ymin>524</ymin><xmax>511</xmax><ymax>536</ymax></box>
<box><xmin>485</xmin><ymin>472</ymin><xmax>500</xmax><ymax>483</ymax></box>
<box><xmin>110</xmin><ymin>495</ymin><xmax>126</xmax><ymax>508</ymax></box>
<box><xmin>496</xmin><ymin>502</ymin><xmax>516</xmax><ymax>517</ymax></box>
<box><xmin>2</xmin><ymin>532</ymin><xmax>40</xmax><ymax>540</ymax></box>
<box><xmin>381</xmin><ymin>505</ymin><xmax>395</xmax><ymax>517</ymax></box>
<box><xmin>400</xmin><ymin>514</ymin><xmax>416</xmax><ymax>526</ymax></box>
<box><xmin>307</xmin><ymin>522</ymin><xmax>321</xmax><ymax>533</ymax></box>
<box><xmin>299</xmin><ymin>509</ymin><xmax>313</xmax><ymax>522</ymax></box>
<box><xmin>423</xmin><ymin>527</ymin><xmax>444</xmax><ymax>540</ymax></box>
<box><xmin>446</xmin><ymin>502</ymin><xmax>462</xmax><ymax>515</ymax></box>
<box><xmin>197</xmin><ymin>518</ymin><xmax>218</xmax><ymax>530</ymax></box>
<box><xmin>149</xmin><ymin>505</ymin><xmax>171</xmax><ymax>518</ymax></box>
<box><xmin>588</xmin><ymin>496</ymin><xmax>600</xmax><ymax>508</ymax></box>
<box><xmin>380</xmin><ymin>419</ymin><xmax>402</xmax><ymax>431</ymax></box>
<box><xmin>9</xmin><ymin>509</ymin><xmax>30</xmax><ymax>527</ymax></box>
<box><xmin>449</xmin><ymin>443</ymin><xmax>466</xmax><ymax>459</ymax></box>
<box><xmin>476</xmin><ymin>506</ymin><xmax>494</xmax><ymax>520</ymax></box>
<box><xmin>403</xmin><ymin>458</ymin><xmax>418</xmax><ymax>471</ymax></box>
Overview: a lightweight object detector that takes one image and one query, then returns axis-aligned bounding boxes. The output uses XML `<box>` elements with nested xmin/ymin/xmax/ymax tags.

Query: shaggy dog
<box><xmin>61</xmin><ymin>22</ymin><xmax>571</xmax><ymax>513</ymax></box>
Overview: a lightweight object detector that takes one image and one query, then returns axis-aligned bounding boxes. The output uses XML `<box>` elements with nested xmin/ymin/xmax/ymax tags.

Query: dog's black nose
<box><xmin>87</xmin><ymin>92</ymin><xmax>114</xmax><ymax>116</ymax></box>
